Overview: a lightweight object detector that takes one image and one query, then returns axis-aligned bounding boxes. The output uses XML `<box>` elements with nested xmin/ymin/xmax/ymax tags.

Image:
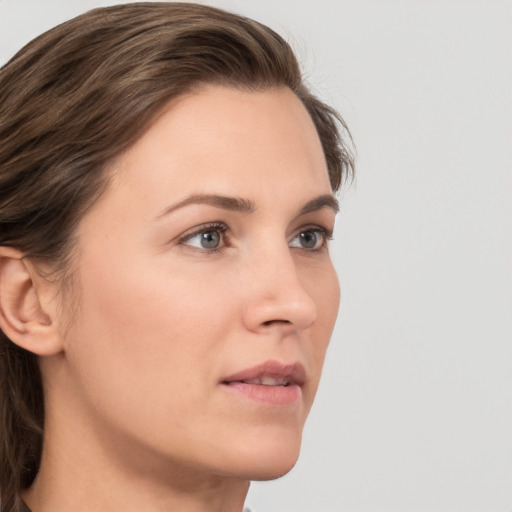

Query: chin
<box><xmin>223</xmin><ymin>453</ymin><xmax>300</xmax><ymax>482</ymax></box>
<box><xmin>217</xmin><ymin>427</ymin><xmax>303</xmax><ymax>481</ymax></box>
<box><xmin>246</xmin><ymin>456</ymin><xmax>300</xmax><ymax>481</ymax></box>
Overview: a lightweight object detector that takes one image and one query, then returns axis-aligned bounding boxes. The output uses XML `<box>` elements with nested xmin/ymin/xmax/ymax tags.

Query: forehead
<box><xmin>101</xmin><ymin>85</ymin><xmax>331</xmax><ymax>218</ymax></box>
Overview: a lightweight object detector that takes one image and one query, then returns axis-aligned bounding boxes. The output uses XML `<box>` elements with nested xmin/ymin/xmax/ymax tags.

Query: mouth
<box><xmin>231</xmin><ymin>376</ymin><xmax>295</xmax><ymax>386</ymax></box>
<box><xmin>221</xmin><ymin>361</ymin><xmax>305</xmax><ymax>407</ymax></box>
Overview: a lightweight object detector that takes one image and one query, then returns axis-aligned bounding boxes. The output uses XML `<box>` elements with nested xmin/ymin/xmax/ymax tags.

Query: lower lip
<box><xmin>221</xmin><ymin>382</ymin><xmax>302</xmax><ymax>407</ymax></box>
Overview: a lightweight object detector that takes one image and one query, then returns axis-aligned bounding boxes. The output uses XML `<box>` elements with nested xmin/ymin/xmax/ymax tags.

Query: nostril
<box><xmin>262</xmin><ymin>319</ymin><xmax>292</xmax><ymax>327</ymax></box>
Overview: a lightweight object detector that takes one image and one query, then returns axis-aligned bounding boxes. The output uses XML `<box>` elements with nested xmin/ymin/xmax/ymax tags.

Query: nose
<box><xmin>241</xmin><ymin>244</ymin><xmax>317</xmax><ymax>335</ymax></box>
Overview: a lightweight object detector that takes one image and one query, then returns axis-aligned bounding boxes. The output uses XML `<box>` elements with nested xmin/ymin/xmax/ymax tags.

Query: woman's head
<box><xmin>0</xmin><ymin>2</ymin><xmax>353</xmax><ymax>510</ymax></box>
<box><xmin>0</xmin><ymin>1</ymin><xmax>351</xmax><ymax>265</ymax></box>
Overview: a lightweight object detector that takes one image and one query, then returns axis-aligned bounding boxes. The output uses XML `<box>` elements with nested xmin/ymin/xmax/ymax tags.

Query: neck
<box><xmin>22</xmin><ymin>387</ymin><xmax>250</xmax><ymax>512</ymax></box>
<box><xmin>23</xmin><ymin>438</ymin><xmax>250</xmax><ymax>512</ymax></box>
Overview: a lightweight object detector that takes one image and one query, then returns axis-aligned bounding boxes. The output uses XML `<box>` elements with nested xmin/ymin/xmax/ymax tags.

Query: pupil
<box><xmin>300</xmin><ymin>231</ymin><xmax>317</xmax><ymax>249</ymax></box>
<box><xmin>201</xmin><ymin>231</ymin><xmax>220</xmax><ymax>249</ymax></box>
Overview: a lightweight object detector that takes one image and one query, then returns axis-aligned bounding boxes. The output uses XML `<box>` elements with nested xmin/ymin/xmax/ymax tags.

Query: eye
<box><xmin>179</xmin><ymin>222</ymin><xmax>228</xmax><ymax>252</ymax></box>
<box><xmin>289</xmin><ymin>227</ymin><xmax>331</xmax><ymax>251</ymax></box>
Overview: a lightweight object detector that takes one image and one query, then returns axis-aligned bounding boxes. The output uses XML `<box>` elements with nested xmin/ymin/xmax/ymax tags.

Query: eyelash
<box><xmin>179</xmin><ymin>222</ymin><xmax>229</xmax><ymax>254</ymax></box>
<box><xmin>178</xmin><ymin>222</ymin><xmax>333</xmax><ymax>255</ymax></box>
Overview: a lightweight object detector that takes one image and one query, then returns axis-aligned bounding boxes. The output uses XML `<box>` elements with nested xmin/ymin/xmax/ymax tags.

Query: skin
<box><xmin>13</xmin><ymin>85</ymin><xmax>340</xmax><ymax>512</ymax></box>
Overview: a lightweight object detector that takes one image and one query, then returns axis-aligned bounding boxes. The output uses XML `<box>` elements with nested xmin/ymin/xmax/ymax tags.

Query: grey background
<box><xmin>1</xmin><ymin>1</ymin><xmax>510</xmax><ymax>511</ymax></box>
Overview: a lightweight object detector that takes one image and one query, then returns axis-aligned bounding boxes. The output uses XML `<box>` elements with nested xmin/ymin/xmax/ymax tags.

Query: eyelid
<box><xmin>289</xmin><ymin>224</ymin><xmax>334</xmax><ymax>251</ymax></box>
<box><xmin>179</xmin><ymin>222</ymin><xmax>228</xmax><ymax>242</ymax></box>
<box><xmin>175</xmin><ymin>221</ymin><xmax>334</xmax><ymax>254</ymax></box>
<box><xmin>295</xmin><ymin>223</ymin><xmax>333</xmax><ymax>239</ymax></box>
<box><xmin>177</xmin><ymin>221</ymin><xmax>230</xmax><ymax>253</ymax></box>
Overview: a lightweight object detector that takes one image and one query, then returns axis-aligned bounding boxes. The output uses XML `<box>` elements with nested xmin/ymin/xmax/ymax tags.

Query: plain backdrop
<box><xmin>1</xmin><ymin>1</ymin><xmax>511</xmax><ymax>511</ymax></box>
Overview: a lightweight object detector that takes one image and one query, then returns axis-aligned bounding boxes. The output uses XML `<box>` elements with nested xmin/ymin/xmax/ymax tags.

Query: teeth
<box><xmin>242</xmin><ymin>376</ymin><xmax>290</xmax><ymax>386</ymax></box>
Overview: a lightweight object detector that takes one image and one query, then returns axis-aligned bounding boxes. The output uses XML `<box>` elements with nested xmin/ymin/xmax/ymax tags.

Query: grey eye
<box><xmin>181</xmin><ymin>227</ymin><xmax>225</xmax><ymax>250</ymax></box>
<box><xmin>199</xmin><ymin>231</ymin><xmax>221</xmax><ymax>249</ymax></box>
<box><xmin>289</xmin><ymin>229</ymin><xmax>326</xmax><ymax>250</ymax></box>
<box><xmin>298</xmin><ymin>231</ymin><xmax>318</xmax><ymax>249</ymax></box>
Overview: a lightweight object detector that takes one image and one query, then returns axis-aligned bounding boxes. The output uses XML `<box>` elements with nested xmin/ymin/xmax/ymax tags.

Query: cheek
<box><xmin>309</xmin><ymin>257</ymin><xmax>340</xmax><ymax>321</ymax></box>
<box><xmin>305</xmin><ymin>261</ymin><xmax>340</xmax><ymax>365</ymax></box>
<box><xmin>322</xmin><ymin>262</ymin><xmax>341</xmax><ymax>319</ymax></box>
<box><xmin>84</xmin><ymin>254</ymin><xmax>227</xmax><ymax>335</ymax></box>
<box><xmin>65</xmin><ymin>255</ymin><xmax>234</xmax><ymax>413</ymax></box>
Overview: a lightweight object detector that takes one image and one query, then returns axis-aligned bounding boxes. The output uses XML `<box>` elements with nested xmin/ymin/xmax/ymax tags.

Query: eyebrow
<box><xmin>298</xmin><ymin>194</ymin><xmax>339</xmax><ymax>216</ymax></box>
<box><xmin>157</xmin><ymin>194</ymin><xmax>255</xmax><ymax>217</ymax></box>
<box><xmin>156</xmin><ymin>193</ymin><xmax>339</xmax><ymax>218</ymax></box>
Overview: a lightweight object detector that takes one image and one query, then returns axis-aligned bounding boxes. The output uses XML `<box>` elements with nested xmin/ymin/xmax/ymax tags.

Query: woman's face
<box><xmin>57</xmin><ymin>85</ymin><xmax>340</xmax><ymax>480</ymax></box>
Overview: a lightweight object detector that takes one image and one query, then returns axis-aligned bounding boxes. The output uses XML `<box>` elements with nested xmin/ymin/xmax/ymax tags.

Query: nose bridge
<box><xmin>241</xmin><ymin>237</ymin><xmax>317</xmax><ymax>332</ymax></box>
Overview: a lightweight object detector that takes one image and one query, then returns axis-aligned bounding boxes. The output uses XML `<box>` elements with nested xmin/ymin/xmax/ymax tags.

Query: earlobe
<box><xmin>0</xmin><ymin>246</ymin><xmax>63</xmax><ymax>356</ymax></box>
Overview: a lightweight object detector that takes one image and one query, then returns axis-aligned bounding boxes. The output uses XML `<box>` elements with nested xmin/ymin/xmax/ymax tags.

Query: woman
<box><xmin>0</xmin><ymin>3</ymin><xmax>354</xmax><ymax>511</ymax></box>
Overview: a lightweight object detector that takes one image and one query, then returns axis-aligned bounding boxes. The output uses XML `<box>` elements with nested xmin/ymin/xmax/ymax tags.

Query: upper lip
<box><xmin>221</xmin><ymin>360</ymin><xmax>306</xmax><ymax>387</ymax></box>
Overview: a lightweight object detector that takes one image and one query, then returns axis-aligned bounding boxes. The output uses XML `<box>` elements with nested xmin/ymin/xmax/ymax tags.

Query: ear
<box><xmin>0</xmin><ymin>246</ymin><xmax>64</xmax><ymax>356</ymax></box>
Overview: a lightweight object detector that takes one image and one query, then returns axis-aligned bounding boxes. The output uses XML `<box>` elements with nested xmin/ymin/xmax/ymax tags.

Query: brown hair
<box><xmin>0</xmin><ymin>2</ymin><xmax>354</xmax><ymax>510</ymax></box>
